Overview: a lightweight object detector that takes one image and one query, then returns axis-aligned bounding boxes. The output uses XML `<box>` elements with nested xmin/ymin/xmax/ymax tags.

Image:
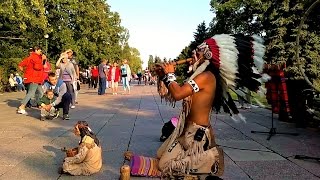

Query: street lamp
<box><xmin>44</xmin><ymin>34</ymin><xmax>49</xmax><ymax>54</ymax></box>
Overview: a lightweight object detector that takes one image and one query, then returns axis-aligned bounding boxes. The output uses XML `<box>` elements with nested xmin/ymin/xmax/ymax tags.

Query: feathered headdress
<box><xmin>193</xmin><ymin>34</ymin><xmax>269</xmax><ymax>120</ymax></box>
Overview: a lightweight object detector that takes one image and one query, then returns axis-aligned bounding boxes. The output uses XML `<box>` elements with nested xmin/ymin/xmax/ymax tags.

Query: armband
<box><xmin>162</xmin><ymin>73</ymin><xmax>177</xmax><ymax>88</ymax></box>
<box><xmin>187</xmin><ymin>80</ymin><xmax>200</xmax><ymax>92</ymax></box>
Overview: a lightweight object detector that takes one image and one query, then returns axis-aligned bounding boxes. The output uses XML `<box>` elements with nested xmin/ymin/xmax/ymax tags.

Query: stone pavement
<box><xmin>0</xmin><ymin>84</ymin><xmax>320</xmax><ymax>180</ymax></box>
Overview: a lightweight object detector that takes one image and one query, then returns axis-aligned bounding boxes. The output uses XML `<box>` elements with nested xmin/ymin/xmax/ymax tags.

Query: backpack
<box><xmin>160</xmin><ymin>117</ymin><xmax>179</xmax><ymax>142</ymax></box>
<box><xmin>16</xmin><ymin>77</ymin><xmax>21</xmax><ymax>84</ymax></box>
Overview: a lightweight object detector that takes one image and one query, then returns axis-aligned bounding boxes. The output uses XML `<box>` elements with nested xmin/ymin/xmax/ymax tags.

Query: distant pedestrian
<box><xmin>137</xmin><ymin>68</ymin><xmax>142</xmax><ymax>85</ymax></box>
<box><xmin>14</xmin><ymin>73</ymin><xmax>25</xmax><ymax>91</ymax></box>
<box><xmin>86</xmin><ymin>66</ymin><xmax>92</xmax><ymax>89</ymax></box>
<box><xmin>8</xmin><ymin>74</ymin><xmax>17</xmax><ymax>91</ymax></box>
<box><xmin>120</xmin><ymin>59</ymin><xmax>131</xmax><ymax>94</ymax></box>
<box><xmin>108</xmin><ymin>62</ymin><xmax>121</xmax><ymax>95</ymax></box>
<box><xmin>98</xmin><ymin>59</ymin><xmax>108</xmax><ymax>95</ymax></box>
<box><xmin>91</xmin><ymin>66</ymin><xmax>99</xmax><ymax>89</ymax></box>
<box><xmin>106</xmin><ymin>62</ymin><xmax>111</xmax><ymax>89</ymax></box>
<box><xmin>42</xmin><ymin>54</ymin><xmax>51</xmax><ymax>82</ymax></box>
<box><xmin>69</xmin><ymin>51</ymin><xmax>80</xmax><ymax>104</ymax></box>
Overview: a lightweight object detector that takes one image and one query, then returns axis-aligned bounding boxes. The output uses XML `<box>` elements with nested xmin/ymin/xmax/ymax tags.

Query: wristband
<box><xmin>162</xmin><ymin>73</ymin><xmax>177</xmax><ymax>88</ymax></box>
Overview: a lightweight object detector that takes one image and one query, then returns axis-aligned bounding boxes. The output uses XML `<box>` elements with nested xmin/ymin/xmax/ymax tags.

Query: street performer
<box><xmin>154</xmin><ymin>34</ymin><xmax>267</xmax><ymax>178</ymax></box>
<box><xmin>59</xmin><ymin>121</ymin><xmax>102</xmax><ymax>176</ymax></box>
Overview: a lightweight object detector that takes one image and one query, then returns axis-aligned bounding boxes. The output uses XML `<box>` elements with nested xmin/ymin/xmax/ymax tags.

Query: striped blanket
<box><xmin>129</xmin><ymin>155</ymin><xmax>162</xmax><ymax>177</ymax></box>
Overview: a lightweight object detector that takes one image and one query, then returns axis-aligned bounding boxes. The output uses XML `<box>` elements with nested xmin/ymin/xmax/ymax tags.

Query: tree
<box><xmin>0</xmin><ymin>0</ymin><xmax>143</xmax><ymax>91</ymax></box>
<box><xmin>190</xmin><ymin>21</ymin><xmax>210</xmax><ymax>52</ymax></box>
<box><xmin>147</xmin><ymin>55</ymin><xmax>154</xmax><ymax>69</ymax></box>
<box><xmin>120</xmin><ymin>44</ymin><xmax>142</xmax><ymax>73</ymax></box>
<box><xmin>209</xmin><ymin>0</ymin><xmax>320</xmax><ymax>83</ymax></box>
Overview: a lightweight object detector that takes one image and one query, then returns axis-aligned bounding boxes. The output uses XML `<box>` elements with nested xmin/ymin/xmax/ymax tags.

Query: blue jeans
<box><xmin>21</xmin><ymin>83</ymin><xmax>43</xmax><ymax>106</ymax></box>
<box><xmin>55</xmin><ymin>92</ymin><xmax>72</xmax><ymax>115</ymax></box>
<box><xmin>98</xmin><ymin>77</ymin><xmax>106</xmax><ymax>95</ymax></box>
<box><xmin>17</xmin><ymin>84</ymin><xmax>25</xmax><ymax>91</ymax></box>
<box><xmin>64</xmin><ymin>81</ymin><xmax>75</xmax><ymax>105</ymax></box>
<box><xmin>122</xmin><ymin>77</ymin><xmax>130</xmax><ymax>91</ymax></box>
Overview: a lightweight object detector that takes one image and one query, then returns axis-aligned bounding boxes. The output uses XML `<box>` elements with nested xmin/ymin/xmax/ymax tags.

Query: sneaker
<box><xmin>17</xmin><ymin>109</ymin><xmax>28</xmax><ymax>115</ymax></box>
<box><xmin>40</xmin><ymin>116</ymin><xmax>45</xmax><ymax>121</ymax></box>
<box><xmin>70</xmin><ymin>105</ymin><xmax>75</xmax><ymax>109</ymax></box>
<box><xmin>237</xmin><ymin>106</ymin><xmax>243</xmax><ymax>109</ymax></box>
<box><xmin>54</xmin><ymin>110</ymin><xmax>60</xmax><ymax>119</ymax></box>
<box><xmin>63</xmin><ymin>114</ymin><xmax>70</xmax><ymax>120</ymax></box>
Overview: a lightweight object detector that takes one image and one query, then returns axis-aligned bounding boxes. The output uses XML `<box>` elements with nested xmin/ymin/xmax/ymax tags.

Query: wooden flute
<box><xmin>153</xmin><ymin>58</ymin><xmax>194</xmax><ymax>71</ymax></box>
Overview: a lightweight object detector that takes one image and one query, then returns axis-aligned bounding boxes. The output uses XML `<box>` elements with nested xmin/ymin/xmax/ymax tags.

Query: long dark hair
<box><xmin>77</xmin><ymin>121</ymin><xmax>100</xmax><ymax>146</ymax></box>
<box><xmin>205</xmin><ymin>62</ymin><xmax>239</xmax><ymax>115</ymax></box>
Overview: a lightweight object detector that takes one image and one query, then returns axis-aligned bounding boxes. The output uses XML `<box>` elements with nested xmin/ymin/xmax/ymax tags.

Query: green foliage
<box><xmin>175</xmin><ymin>22</ymin><xmax>210</xmax><ymax>79</ymax></box>
<box><xmin>0</xmin><ymin>58</ymin><xmax>22</xmax><ymax>92</ymax></box>
<box><xmin>147</xmin><ymin>55</ymin><xmax>154</xmax><ymax>69</ymax></box>
<box><xmin>0</xmin><ymin>0</ymin><xmax>143</xmax><ymax>82</ymax></box>
<box><xmin>207</xmin><ymin>0</ymin><xmax>320</xmax><ymax>85</ymax></box>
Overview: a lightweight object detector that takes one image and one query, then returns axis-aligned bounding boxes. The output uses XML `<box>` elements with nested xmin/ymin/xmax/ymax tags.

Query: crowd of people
<box><xmin>79</xmin><ymin>60</ymin><xmax>156</xmax><ymax>95</ymax></box>
<box><xmin>16</xmin><ymin>47</ymin><xmax>78</xmax><ymax>120</ymax></box>
<box><xmin>13</xmin><ymin>46</ymin><xmax>157</xmax><ymax>121</ymax></box>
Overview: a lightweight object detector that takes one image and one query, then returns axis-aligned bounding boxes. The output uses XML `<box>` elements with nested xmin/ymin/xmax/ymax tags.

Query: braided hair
<box><xmin>76</xmin><ymin>121</ymin><xmax>100</xmax><ymax>146</ymax></box>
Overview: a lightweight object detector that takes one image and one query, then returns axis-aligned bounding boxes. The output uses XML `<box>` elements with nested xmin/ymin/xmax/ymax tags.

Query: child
<box><xmin>38</xmin><ymin>89</ymin><xmax>58</xmax><ymax>121</ymax></box>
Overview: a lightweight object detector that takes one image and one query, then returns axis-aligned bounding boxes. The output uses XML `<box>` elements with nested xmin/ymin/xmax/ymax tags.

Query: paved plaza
<box><xmin>0</xmin><ymin>84</ymin><xmax>319</xmax><ymax>180</ymax></box>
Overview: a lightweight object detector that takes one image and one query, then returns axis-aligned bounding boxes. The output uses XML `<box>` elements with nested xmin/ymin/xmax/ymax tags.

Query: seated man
<box><xmin>14</xmin><ymin>73</ymin><xmax>25</xmax><ymax>91</ymax></box>
<box><xmin>154</xmin><ymin>34</ymin><xmax>266</xmax><ymax>177</ymax></box>
<box><xmin>60</xmin><ymin>121</ymin><xmax>102</xmax><ymax>176</ymax></box>
<box><xmin>8</xmin><ymin>74</ymin><xmax>17</xmax><ymax>91</ymax></box>
<box><xmin>42</xmin><ymin>72</ymin><xmax>72</xmax><ymax>120</ymax></box>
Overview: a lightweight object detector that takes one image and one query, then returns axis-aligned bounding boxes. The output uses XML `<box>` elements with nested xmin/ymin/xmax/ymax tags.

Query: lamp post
<box><xmin>44</xmin><ymin>34</ymin><xmax>49</xmax><ymax>54</ymax></box>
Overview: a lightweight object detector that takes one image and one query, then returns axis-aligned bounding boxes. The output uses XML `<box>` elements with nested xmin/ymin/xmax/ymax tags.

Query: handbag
<box><xmin>77</xmin><ymin>81</ymin><xmax>80</xmax><ymax>91</ymax></box>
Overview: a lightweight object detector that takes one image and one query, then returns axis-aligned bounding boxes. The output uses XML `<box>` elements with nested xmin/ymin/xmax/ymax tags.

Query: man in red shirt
<box><xmin>91</xmin><ymin>66</ymin><xmax>99</xmax><ymax>89</ymax></box>
<box><xmin>17</xmin><ymin>47</ymin><xmax>44</xmax><ymax>115</ymax></box>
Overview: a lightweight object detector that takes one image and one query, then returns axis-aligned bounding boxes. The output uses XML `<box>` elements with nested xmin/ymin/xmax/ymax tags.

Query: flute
<box><xmin>153</xmin><ymin>58</ymin><xmax>194</xmax><ymax>71</ymax></box>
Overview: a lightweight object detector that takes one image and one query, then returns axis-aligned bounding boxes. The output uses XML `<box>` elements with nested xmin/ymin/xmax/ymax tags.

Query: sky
<box><xmin>107</xmin><ymin>0</ymin><xmax>213</xmax><ymax>68</ymax></box>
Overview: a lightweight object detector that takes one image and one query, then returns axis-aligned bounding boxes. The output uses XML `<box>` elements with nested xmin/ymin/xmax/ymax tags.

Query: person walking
<box><xmin>120</xmin><ymin>59</ymin><xmax>131</xmax><ymax>94</ymax></box>
<box><xmin>17</xmin><ymin>46</ymin><xmax>44</xmax><ymax>115</ymax></box>
<box><xmin>98</xmin><ymin>59</ymin><xmax>107</xmax><ymax>95</ymax></box>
